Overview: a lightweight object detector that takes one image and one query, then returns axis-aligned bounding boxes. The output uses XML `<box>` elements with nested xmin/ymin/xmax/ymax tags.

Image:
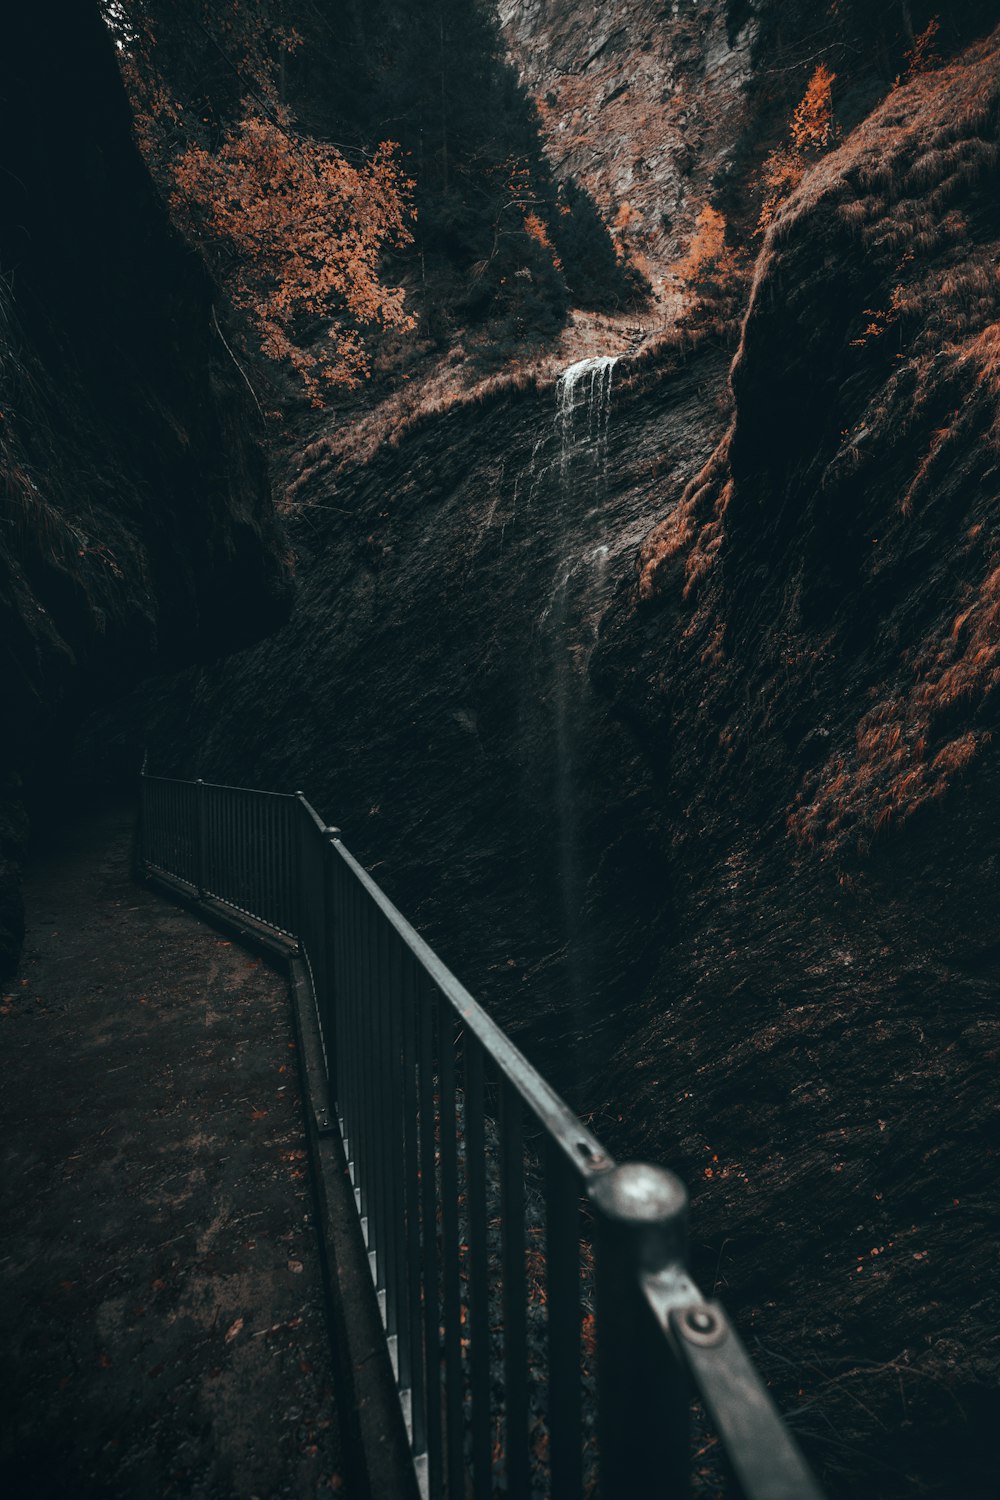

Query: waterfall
<box><xmin>555</xmin><ymin>355</ymin><xmax>618</xmax><ymax>491</ymax></box>
<box><xmin>548</xmin><ymin>353</ymin><xmax>619</xmax><ymax>1024</ymax></box>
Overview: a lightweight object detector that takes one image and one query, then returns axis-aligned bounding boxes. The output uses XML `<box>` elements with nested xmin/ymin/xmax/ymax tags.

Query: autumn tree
<box><xmin>171</xmin><ymin>120</ymin><xmax>413</xmax><ymax>399</ymax></box>
<box><xmin>757</xmin><ymin>63</ymin><xmax>838</xmax><ymax>232</ymax></box>
<box><xmin>288</xmin><ymin>0</ymin><xmax>634</xmax><ymax>346</ymax></box>
<box><xmin>103</xmin><ymin>0</ymin><xmax>415</xmax><ymax>402</ymax></box>
<box><xmin>670</xmin><ymin>203</ymin><xmax>747</xmax><ymax>332</ymax></box>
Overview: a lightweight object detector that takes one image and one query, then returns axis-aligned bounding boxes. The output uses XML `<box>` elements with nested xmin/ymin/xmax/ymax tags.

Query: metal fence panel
<box><xmin>139</xmin><ymin>771</ymin><xmax>825</xmax><ymax>1500</ymax></box>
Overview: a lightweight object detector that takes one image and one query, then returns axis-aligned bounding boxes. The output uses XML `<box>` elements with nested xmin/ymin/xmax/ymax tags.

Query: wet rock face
<box><xmin>0</xmin><ymin>1</ymin><xmax>291</xmax><ymax>975</ymax></box>
<box><xmin>145</xmin><ymin>339</ymin><xmax>731</xmax><ymax>1093</ymax></box>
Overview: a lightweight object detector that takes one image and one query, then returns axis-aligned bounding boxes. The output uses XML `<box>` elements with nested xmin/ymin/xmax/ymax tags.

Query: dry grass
<box><xmin>790</xmin><ymin>555</ymin><xmax>1000</xmax><ymax>851</ymax></box>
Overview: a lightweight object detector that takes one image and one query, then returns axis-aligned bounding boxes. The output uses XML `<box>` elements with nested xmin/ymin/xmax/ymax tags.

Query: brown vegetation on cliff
<box><xmin>590</xmin><ymin>24</ymin><xmax>1000</xmax><ymax>1495</ymax></box>
<box><xmin>639</xmin><ymin>27</ymin><xmax>1000</xmax><ymax>855</ymax></box>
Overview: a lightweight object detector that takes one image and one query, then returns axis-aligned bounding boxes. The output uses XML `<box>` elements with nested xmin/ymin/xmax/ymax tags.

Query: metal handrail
<box><xmin>139</xmin><ymin>771</ymin><xmax>824</xmax><ymax>1500</ymax></box>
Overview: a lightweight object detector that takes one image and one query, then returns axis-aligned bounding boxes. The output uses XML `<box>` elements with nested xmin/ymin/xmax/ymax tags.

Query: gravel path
<box><xmin>0</xmin><ymin>799</ymin><xmax>343</xmax><ymax>1499</ymax></box>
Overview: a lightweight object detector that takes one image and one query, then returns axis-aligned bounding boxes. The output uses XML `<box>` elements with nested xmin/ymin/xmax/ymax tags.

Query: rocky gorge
<box><xmin>4</xmin><ymin>2</ymin><xmax>1000</xmax><ymax>1496</ymax></box>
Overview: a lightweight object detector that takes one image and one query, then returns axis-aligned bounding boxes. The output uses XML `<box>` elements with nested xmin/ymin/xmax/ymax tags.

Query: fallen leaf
<box><xmin>287</xmin><ymin>1259</ymin><xmax>304</xmax><ymax>1274</ymax></box>
<box><xmin>224</xmin><ymin>1317</ymin><xmax>244</xmax><ymax>1344</ymax></box>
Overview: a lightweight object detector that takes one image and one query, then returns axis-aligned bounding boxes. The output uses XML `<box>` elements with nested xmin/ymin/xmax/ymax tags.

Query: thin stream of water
<box><xmin>550</xmin><ymin>355</ymin><xmax>619</xmax><ymax>1015</ymax></box>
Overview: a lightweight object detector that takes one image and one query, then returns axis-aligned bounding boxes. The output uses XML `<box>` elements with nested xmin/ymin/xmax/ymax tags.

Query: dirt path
<box><xmin>0</xmin><ymin>799</ymin><xmax>344</xmax><ymax>1499</ymax></box>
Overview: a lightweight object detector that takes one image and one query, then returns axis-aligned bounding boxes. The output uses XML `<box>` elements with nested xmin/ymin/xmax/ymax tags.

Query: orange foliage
<box><xmin>790</xmin><ymin>63</ymin><xmax>837</xmax><ymax>154</ymax></box>
<box><xmin>523</xmin><ymin>211</ymin><xmax>561</xmax><ymax>269</ymax></box>
<box><xmin>672</xmin><ymin>204</ymin><xmax>727</xmax><ymax>283</ymax></box>
<box><xmin>669</xmin><ymin>204</ymin><xmax>746</xmax><ymax>325</ymax></box>
<box><xmin>172</xmin><ymin>116</ymin><xmax>414</xmax><ymax>400</ymax></box>
<box><xmin>108</xmin><ymin>2</ymin><xmax>414</xmax><ymax>402</ymax></box>
<box><xmin>790</xmin><ymin>563</ymin><xmax>1000</xmax><ymax>852</ymax></box>
<box><xmin>758</xmin><ymin>65</ymin><xmax>838</xmax><ymax>232</ymax></box>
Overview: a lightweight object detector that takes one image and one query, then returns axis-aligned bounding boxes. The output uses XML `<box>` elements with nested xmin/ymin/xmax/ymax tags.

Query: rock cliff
<box><xmin>0</xmin><ymin>1</ymin><xmax>292</xmax><ymax>975</ymax></box>
<box><xmin>592</xmin><ymin>25</ymin><xmax>1000</xmax><ymax>1493</ymax></box>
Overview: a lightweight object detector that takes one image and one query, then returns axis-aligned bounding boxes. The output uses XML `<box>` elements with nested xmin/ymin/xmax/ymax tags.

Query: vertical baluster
<box><xmin>500</xmin><ymin>1081</ymin><xmax>530</xmax><ymax>1498</ymax></box>
<box><xmin>330</xmin><ymin>853</ymin><xmax>344</xmax><ymax>1118</ymax></box>
<box><xmin>274</xmin><ymin>798</ymin><xmax>282</xmax><ymax>931</ymax></box>
<box><xmin>418</xmin><ymin>977</ymin><xmax>443</xmax><ymax>1498</ymax></box>
<box><xmin>238</xmin><ymin>791</ymin><xmax>247</xmax><ymax>912</ymax></box>
<box><xmin>231</xmin><ymin>788</ymin><xmax>239</xmax><ymax>909</ymax></box>
<box><xmin>349</xmin><ymin>869</ymin><xmax>362</xmax><ymax>1169</ymax></box>
<box><xmin>465</xmin><ymin>1035</ymin><xmax>492</xmax><ymax>1495</ymax></box>
<box><xmin>237</xmin><ymin>790</ymin><xmax>246</xmax><ymax>911</ymax></box>
<box><xmin>248</xmin><ymin>791</ymin><xmax>256</xmax><ymax>914</ymax></box>
<box><xmin>170</xmin><ymin>782</ymin><xmax>176</xmax><ymax>871</ymax></box>
<box><xmin>229</xmin><ymin>788</ymin><xmax>237</xmax><ymax>908</ymax></box>
<box><xmin>360</xmin><ymin>890</ymin><xmax>375</xmax><ymax>1241</ymax></box>
<box><xmin>287</xmin><ymin>800</ymin><xmax>295</xmax><ymax>933</ymax></box>
<box><xmin>203</xmin><ymin>784</ymin><xmax>212</xmax><ymax>898</ymax></box>
<box><xmin>262</xmin><ymin>796</ymin><xmax>271</xmax><ymax>923</ymax></box>
<box><xmin>221</xmin><ymin>788</ymin><xmax>230</xmax><ymax>906</ymax></box>
<box><xmin>250</xmin><ymin>794</ymin><xmax>260</xmax><ymax>919</ymax></box>
<box><xmin>288</xmin><ymin>798</ymin><xmax>296</xmax><ymax>936</ymax></box>
<box><xmin>545</xmin><ymin>1141</ymin><xmax>583</xmax><ymax>1500</ymax></box>
<box><xmin>437</xmin><ymin>1000</ymin><xmax>463</xmax><ymax>1496</ymax></box>
<box><xmin>402</xmin><ymin>952</ymin><xmax>425</xmax><ymax>1450</ymax></box>
<box><xmin>277</xmin><ymin>799</ymin><xmax>286</xmax><ymax>931</ymax></box>
<box><xmin>319</xmin><ymin>834</ymin><xmax>335</xmax><ymax>1089</ymax></box>
<box><xmin>228</xmin><ymin>788</ymin><xmax>236</xmax><ymax>908</ymax></box>
<box><xmin>342</xmin><ymin>861</ymin><xmax>357</xmax><ymax>1152</ymax></box>
<box><xmin>386</xmin><ymin>931</ymin><xmax>405</xmax><ymax>1344</ymax></box>
<box><xmin>247</xmin><ymin>792</ymin><xmax>254</xmax><ymax>914</ymax></box>
<box><xmin>164</xmin><ymin>781</ymin><xmax>172</xmax><ymax>873</ymax></box>
<box><xmin>264</xmin><ymin>796</ymin><xmax>273</xmax><ymax>925</ymax></box>
<box><xmin>373</xmin><ymin>916</ymin><xmax>389</xmax><ymax>1300</ymax></box>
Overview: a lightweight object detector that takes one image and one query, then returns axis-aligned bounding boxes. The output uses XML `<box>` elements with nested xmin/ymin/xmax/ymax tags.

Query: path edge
<box><xmin>142</xmin><ymin>867</ymin><xmax>419</xmax><ymax>1500</ymax></box>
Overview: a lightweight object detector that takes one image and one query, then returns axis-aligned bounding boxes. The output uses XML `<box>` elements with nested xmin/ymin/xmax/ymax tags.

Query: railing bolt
<box><xmin>325</xmin><ymin>826</ymin><xmax>342</xmax><ymax>838</ymax></box>
<box><xmin>677</xmin><ymin>1304</ymin><xmax>727</xmax><ymax>1347</ymax></box>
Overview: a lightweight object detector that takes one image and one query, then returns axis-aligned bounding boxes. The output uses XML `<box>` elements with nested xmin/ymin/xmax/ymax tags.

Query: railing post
<box><xmin>294</xmin><ymin>792</ymin><xmax>307</xmax><ymax>941</ymax></box>
<box><xmin>321</xmin><ymin>826</ymin><xmax>341</xmax><ymax>1100</ymax></box>
<box><xmin>589</xmin><ymin>1162</ymin><xmax>692</xmax><ymax>1498</ymax></box>
<box><xmin>195</xmin><ymin>778</ymin><xmax>207</xmax><ymax>898</ymax></box>
<box><xmin>137</xmin><ymin>764</ymin><xmax>148</xmax><ymax>876</ymax></box>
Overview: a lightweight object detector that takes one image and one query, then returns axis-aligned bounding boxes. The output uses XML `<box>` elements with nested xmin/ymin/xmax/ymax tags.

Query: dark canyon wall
<box><xmin>593</xmin><ymin>28</ymin><xmax>1000</xmax><ymax>1495</ymax></box>
<box><xmin>0</xmin><ymin>1</ymin><xmax>292</xmax><ymax>975</ymax></box>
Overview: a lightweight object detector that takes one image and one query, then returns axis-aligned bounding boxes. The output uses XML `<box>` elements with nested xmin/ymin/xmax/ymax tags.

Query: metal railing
<box><xmin>140</xmin><ymin>772</ymin><xmax>824</xmax><ymax>1500</ymax></box>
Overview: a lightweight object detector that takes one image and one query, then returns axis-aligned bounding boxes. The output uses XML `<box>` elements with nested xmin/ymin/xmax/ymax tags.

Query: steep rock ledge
<box><xmin>497</xmin><ymin>0</ymin><xmax>753</xmax><ymax>306</ymax></box>
<box><xmin>591</xmin><ymin>29</ymin><xmax>1000</xmax><ymax>1495</ymax></box>
<box><xmin>0</xmin><ymin>1</ymin><xmax>292</xmax><ymax>975</ymax></box>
